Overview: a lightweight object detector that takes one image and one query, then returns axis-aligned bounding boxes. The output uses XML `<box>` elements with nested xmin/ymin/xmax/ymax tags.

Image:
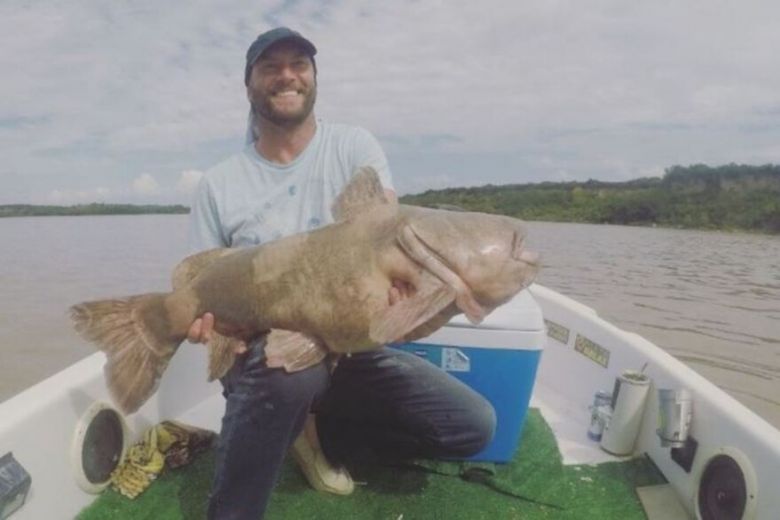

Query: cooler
<box><xmin>393</xmin><ymin>289</ymin><xmax>546</xmax><ymax>462</ymax></box>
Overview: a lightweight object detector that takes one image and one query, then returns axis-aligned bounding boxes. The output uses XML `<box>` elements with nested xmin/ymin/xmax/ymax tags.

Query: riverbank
<box><xmin>401</xmin><ymin>163</ymin><xmax>780</xmax><ymax>234</ymax></box>
<box><xmin>0</xmin><ymin>203</ymin><xmax>188</xmax><ymax>217</ymax></box>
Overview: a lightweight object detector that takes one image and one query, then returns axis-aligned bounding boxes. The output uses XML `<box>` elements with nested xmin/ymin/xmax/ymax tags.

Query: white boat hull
<box><xmin>1</xmin><ymin>284</ymin><xmax>778</xmax><ymax>519</ymax></box>
<box><xmin>529</xmin><ymin>284</ymin><xmax>780</xmax><ymax>519</ymax></box>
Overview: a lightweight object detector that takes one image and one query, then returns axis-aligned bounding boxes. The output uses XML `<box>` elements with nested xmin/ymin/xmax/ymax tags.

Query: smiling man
<box><xmin>247</xmin><ymin>36</ymin><xmax>317</xmax><ymax>129</ymax></box>
<box><xmin>188</xmin><ymin>27</ymin><xmax>496</xmax><ymax>519</ymax></box>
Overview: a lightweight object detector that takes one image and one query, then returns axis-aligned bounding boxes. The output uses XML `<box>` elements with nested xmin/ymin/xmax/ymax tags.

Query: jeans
<box><xmin>207</xmin><ymin>340</ymin><xmax>496</xmax><ymax>519</ymax></box>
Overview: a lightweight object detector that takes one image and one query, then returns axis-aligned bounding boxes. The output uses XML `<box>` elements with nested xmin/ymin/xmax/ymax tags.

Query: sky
<box><xmin>2</xmin><ymin>0</ymin><xmax>780</xmax><ymax>205</ymax></box>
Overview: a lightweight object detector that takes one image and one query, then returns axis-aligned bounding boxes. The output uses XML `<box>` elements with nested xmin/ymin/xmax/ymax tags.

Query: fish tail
<box><xmin>70</xmin><ymin>292</ymin><xmax>184</xmax><ymax>414</ymax></box>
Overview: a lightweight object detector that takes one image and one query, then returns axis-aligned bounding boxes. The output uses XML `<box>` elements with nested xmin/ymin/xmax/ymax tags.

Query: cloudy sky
<box><xmin>2</xmin><ymin>0</ymin><xmax>779</xmax><ymax>205</ymax></box>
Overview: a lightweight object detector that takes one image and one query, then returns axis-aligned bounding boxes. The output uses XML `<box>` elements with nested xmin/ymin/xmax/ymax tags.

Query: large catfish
<box><xmin>71</xmin><ymin>168</ymin><xmax>539</xmax><ymax>414</ymax></box>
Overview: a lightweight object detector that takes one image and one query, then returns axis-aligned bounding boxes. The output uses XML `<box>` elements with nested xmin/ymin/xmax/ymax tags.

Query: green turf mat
<box><xmin>78</xmin><ymin>408</ymin><xmax>665</xmax><ymax>519</ymax></box>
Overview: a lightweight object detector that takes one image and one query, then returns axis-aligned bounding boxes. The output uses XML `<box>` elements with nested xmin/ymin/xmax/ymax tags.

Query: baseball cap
<box><xmin>244</xmin><ymin>27</ymin><xmax>317</xmax><ymax>84</ymax></box>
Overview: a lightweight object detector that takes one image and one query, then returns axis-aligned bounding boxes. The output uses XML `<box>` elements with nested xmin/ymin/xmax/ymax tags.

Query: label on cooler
<box><xmin>442</xmin><ymin>348</ymin><xmax>471</xmax><ymax>372</ymax></box>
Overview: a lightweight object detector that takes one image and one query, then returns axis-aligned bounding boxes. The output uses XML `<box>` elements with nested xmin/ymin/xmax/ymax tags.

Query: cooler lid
<box><xmin>447</xmin><ymin>289</ymin><xmax>544</xmax><ymax>332</ymax></box>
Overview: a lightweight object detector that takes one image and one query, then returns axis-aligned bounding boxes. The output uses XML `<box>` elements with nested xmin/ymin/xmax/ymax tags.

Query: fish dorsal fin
<box><xmin>331</xmin><ymin>166</ymin><xmax>392</xmax><ymax>222</ymax></box>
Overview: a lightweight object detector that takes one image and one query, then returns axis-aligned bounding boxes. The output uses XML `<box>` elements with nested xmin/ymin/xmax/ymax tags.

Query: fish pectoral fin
<box><xmin>264</xmin><ymin>330</ymin><xmax>328</xmax><ymax>372</ymax></box>
<box><xmin>206</xmin><ymin>332</ymin><xmax>245</xmax><ymax>381</ymax></box>
<box><xmin>369</xmin><ymin>275</ymin><xmax>456</xmax><ymax>344</ymax></box>
<box><xmin>400</xmin><ymin>303</ymin><xmax>460</xmax><ymax>343</ymax></box>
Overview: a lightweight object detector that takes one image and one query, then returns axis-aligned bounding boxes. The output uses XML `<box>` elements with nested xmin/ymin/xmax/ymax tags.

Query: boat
<box><xmin>1</xmin><ymin>284</ymin><xmax>778</xmax><ymax>519</ymax></box>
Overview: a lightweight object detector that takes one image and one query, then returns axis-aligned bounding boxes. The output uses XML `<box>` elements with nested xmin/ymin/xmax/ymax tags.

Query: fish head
<box><xmin>400</xmin><ymin>206</ymin><xmax>540</xmax><ymax>320</ymax></box>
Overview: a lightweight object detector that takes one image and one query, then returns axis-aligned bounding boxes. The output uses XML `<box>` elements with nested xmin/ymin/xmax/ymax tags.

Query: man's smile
<box><xmin>272</xmin><ymin>89</ymin><xmax>303</xmax><ymax>98</ymax></box>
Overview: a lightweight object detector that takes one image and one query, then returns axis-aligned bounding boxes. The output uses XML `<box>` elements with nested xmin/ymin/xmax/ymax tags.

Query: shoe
<box><xmin>291</xmin><ymin>432</ymin><xmax>355</xmax><ymax>495</ymax></box>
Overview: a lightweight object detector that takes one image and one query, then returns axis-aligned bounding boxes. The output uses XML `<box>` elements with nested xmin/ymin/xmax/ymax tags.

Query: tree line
<box><xmin>0</xmin><ymin>203</ymin><xmax>189</xmax><ymax>218</ymax></box>
<box><xmin>400</xmin><ymin>164</ymin><xmax>780</xmax><ymax>234</ymax></box>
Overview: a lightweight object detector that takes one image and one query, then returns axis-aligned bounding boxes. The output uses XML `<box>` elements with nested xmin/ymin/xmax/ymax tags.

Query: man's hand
<box><xmin>187</xmin><ymin>312</ymin><xmax>248</xmax><ymax>354</ymax></box>
<box><xmin>187</xmin><ymin>312</ymin><xmax>214</xmax><ymax>344</ymax></box>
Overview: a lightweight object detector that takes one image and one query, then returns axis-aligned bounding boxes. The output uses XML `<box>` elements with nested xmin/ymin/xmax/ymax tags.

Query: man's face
<box><xmin>247</xmin><ymin>41</ymin><xmax>317</xmax><ymax>128</ymax></box>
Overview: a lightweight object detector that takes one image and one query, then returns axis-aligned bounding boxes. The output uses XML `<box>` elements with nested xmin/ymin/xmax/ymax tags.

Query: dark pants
<box><xmin>207</xmin><ymin>341</ymin><xmax>496</xmax><ymax>519</ymax></box>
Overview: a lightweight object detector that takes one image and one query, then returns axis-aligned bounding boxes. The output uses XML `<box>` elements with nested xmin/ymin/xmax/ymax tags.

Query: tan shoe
<box><xmin>291</xmin><ymin>432</ymin><xmax>355</xmax><ymax>495</ymax></box>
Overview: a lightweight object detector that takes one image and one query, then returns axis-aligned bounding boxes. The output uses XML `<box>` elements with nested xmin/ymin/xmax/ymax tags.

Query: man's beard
<box><xmin>251</xmin><ymin>86</ymin><xmax>317</xmax><ymax>129</ymax></box>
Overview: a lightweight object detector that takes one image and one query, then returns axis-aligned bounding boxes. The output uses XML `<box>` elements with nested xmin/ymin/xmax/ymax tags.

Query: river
<box><xmin>1</xmin><ymin>215</ymin><xmax>778</xmax><ymax>429</ymax></box>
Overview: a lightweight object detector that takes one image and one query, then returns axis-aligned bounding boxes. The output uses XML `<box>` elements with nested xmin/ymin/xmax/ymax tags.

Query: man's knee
<box><xmin>437</xmin><ymin>396</ymin><xmax>497</xmax><ymax>457</ymax></box>
<box><xmin>467</xmin><ymin>397</ymin><xmax>497</xmax><ymax>454</ymax></box>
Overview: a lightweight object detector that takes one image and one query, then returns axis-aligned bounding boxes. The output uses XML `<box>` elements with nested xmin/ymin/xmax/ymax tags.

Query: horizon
<box><xmin>2</xmin><ymin>2</ymin><xmax>780</xmax><ymax>205</ymax></box>
<box><xmin>4</xmin><ymin>160</ymin><xmax>778</xmax><ymax>207</ymax></box>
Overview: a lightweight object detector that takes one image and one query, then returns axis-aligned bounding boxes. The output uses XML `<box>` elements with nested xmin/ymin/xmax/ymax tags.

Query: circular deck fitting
<box><xmin>694</xmin><ymin>447</ymin><xmax>757</xmax><ymax>520</ymax></box>
<box><xmin>70</xmin><ymin>402</ymin><xmax>128</xmax><ymax>493</ymax></box>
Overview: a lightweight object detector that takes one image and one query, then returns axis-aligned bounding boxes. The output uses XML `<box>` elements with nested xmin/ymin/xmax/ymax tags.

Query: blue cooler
<box><xmin>392</xmin><ymin>290</ymin><xmax>545</xmax><ymax>462</ymax></box>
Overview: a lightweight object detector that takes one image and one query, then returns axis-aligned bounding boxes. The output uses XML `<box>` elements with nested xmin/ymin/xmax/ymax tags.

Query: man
<box><xmin>188</xmin><ymin>27</ymin><xmax>496</xmax><ymax>519</ymax></box>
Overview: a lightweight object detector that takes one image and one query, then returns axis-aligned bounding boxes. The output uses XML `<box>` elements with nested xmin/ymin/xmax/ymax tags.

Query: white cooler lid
<box><xmin>447</xmin><ymin>289</ymin><xmax>544</xmax><ymax>332</ymax></box>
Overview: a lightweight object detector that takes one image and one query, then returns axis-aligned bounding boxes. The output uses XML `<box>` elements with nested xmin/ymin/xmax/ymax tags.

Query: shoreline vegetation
<box><xmin>0</xmin><ymin>203</ymin><xmax>188</xmax><ymax>218</ymax></box>
<box><xmin>2</xmin><ymin>164</ymin><xmax>778</xmax><ymax>234</ymax></box>
<box><xmin>401</xmin><ymin>163</ymin><xmax>780</xmax><ymax>234</ymax></box>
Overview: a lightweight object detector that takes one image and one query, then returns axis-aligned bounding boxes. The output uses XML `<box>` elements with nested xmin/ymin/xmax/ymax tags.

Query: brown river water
<box><xmin>1</xmin><ymin>215</ymin><xmax>778</xmax><ymax>429</ymax></box>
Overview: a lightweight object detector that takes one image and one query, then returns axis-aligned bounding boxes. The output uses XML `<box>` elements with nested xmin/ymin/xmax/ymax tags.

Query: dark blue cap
<box><xmin>244</xmin><ymin>27</ymin><xmax>317</xmax><ymax>85</ymax></box>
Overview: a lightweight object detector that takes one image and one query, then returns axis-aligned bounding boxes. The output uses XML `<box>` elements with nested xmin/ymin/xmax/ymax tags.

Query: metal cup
<box><xmin>656</xmin><ymin>388</ymin><xmax>692</xmax><ymax>448</ymax></box>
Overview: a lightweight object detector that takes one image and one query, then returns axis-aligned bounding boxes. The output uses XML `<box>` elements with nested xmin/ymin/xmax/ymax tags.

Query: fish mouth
<box><xmin>398</xmin><ymin>225</ymin><xmax>487</xmax><ymax>324</ymax></box>
<box><xmin>510</xmin><ymin>229</ymin><xmax>540</xmax><ymax>265</ymax></box>
<box><xmin>516</xmin><ymin>249</ymin><xmax>539</xmax><ymax>266</ymax></box>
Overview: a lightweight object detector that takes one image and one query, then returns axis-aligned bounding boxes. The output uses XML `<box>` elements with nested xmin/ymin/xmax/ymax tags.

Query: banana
<box><xmin>144</xmin><ymin>425</ymin><xmax>159</xmax><ymax>452</ymax></box>
<box><xmin>155</xmin><ymin>423</ymin><xmax>176</xmax><ymax>453</ymax></box>
<box><xmin>111</xmin><ymin>462</ymin><xmax>149</xmax><ymax>498</ymax></box>
<box><xmin>109</xmin><ymin>425</ymin><xmax>166</xmax><ymax>499</ymax></box>
<box><xmin>137</xmin><ymin>450</ymin><xmax>165</xmax><ymax>474</ymax></box>
<box><xmin>107</xmin><ymin>421</ymin><xmax>216</xmax><ymax>500</ymax></box>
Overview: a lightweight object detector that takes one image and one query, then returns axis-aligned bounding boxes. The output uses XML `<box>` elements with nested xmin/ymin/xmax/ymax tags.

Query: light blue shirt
<box><xmin>190</xmin><ymin>120</ymin><xmax>393</xmax><ymax>251</ymax></box>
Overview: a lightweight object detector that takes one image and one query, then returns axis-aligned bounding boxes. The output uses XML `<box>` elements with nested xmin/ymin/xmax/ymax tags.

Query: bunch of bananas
<box><xmin>109</xmin><ymin>420</ymin><xmax>216</xmax><ymax>499</ymax></box>
<box><xmin>110</xmin><ymin>460</ymin><xmax>155</xmax><ymax>499</ymax></box>
<box><xmin>110</xmin><ymin>426</ymin><xmax>165</xmax><ymax>498</ymax></box>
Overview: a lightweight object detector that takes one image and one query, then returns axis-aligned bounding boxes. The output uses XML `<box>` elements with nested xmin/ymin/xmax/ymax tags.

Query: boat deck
<box><xmin>77</xmin><ymin>407</ymin><xmax>666</xmax><ymax>519</ymax></box>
